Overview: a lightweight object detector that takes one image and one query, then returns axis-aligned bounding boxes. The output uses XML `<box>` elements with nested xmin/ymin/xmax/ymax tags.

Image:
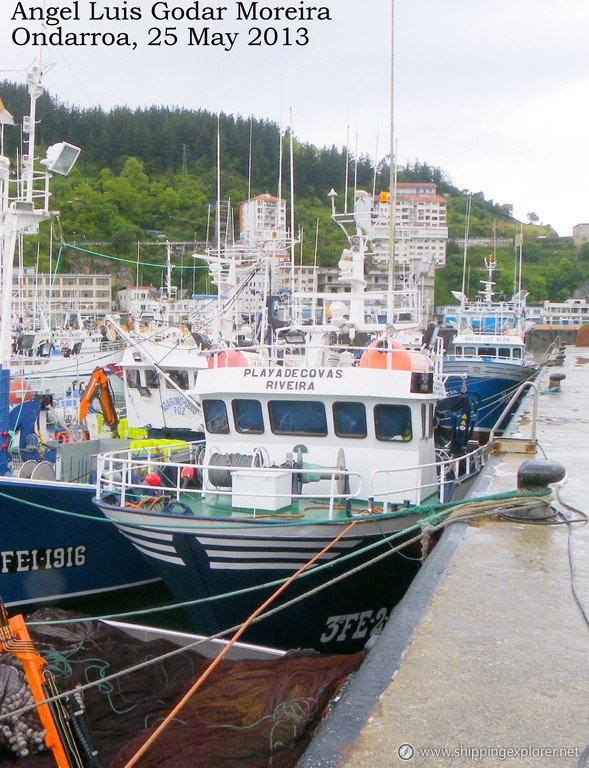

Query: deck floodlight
<box><xmin>42</xmin><ymin>142</ymin><xmax>81</xmax><ymax>176</ymax></box>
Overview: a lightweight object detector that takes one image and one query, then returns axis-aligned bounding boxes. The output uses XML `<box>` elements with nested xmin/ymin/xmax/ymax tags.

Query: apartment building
<box><xmin>13</xmin><ymin>269</ymin><xmax>113</xmax><ymax>320</ymax></box>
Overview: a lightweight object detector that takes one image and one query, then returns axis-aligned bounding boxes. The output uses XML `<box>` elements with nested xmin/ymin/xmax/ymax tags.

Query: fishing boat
<box><xmin>0</xmin><ymin>65</ymin><xmax>160</xmax><ymax>610</ymax></box>
<box><xmin>10</xmin><ymin>312</ymin><xmax>124</xmax><ymax>400</ymax></box>
<box><xmin>442</xmin><ymin>255</ymin><xmax>540</xmax><ymax>436</ymax></box>
<box><xmin>94</xmin><ymin>312</ymin><xmax>487</xmax><ymax>655</ymax></box>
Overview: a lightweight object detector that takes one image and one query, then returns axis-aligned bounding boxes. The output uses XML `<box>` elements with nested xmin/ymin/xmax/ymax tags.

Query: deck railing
<box><xmin>96</xmin><ymin>439</ymin><xmax>487</xmax><ymax>520</ymax></box>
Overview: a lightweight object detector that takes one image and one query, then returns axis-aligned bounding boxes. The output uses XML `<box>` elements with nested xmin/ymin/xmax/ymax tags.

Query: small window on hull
<box><xmin>125</xmin><ymin>369</ymin><xmax>141</xmax><ymax>389</ymax></box>
<box><xmin>233</xmin><ymin>399</ymin><xmax>264</xmax><ymax>434</ymax></box>
<box><xmin>164</xmin><ymin>369</ymin><xmax>190</xmax><ymax>390</ymax></box>
<box><xmin>269</xmin><ymin>401</ymin><xmax>327</xmax><ymax>436</ymax></box>
<box><xmin>333</xmin><ymin>402</ymin><xmax>367</xmax><ymax>438</ymax></box>
<box><xmin>203</xmin><ymin>399</ymin><xmax>230</xmax><ymax>434</ymax></box>
<box><xmin>145</xmin><ymin>369</ymin><xmax>160</xmax><ymax>389</ymax></box>
<box><xmin>374</xmin><ymin>404</ymin><xmax>412</xmax><ymax>442</ymax></box>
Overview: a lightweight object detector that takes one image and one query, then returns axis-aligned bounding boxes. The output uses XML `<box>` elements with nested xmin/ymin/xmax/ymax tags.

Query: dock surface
<box><xmin>300</xmin><ymin>349</ymin><xmax>588</xmax><ymax>767</ymax></box>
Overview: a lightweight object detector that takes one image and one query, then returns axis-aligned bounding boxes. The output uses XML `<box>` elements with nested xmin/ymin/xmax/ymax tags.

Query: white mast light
<box><xmin>42</xmin><ymin>142</ymin><xmax>81</xmax><ymax>176</ymax></box>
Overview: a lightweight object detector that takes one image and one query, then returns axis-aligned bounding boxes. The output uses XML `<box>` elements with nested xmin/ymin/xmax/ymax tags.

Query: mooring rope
<box><xmin>0</xmin><ymin>491</ymin><xmax>559</xmax><ymax>726</ymax></box>
<box><xmin>120</xmin><ymin>519</ymin><xmax>359</xmax><ymax>768</ymax></box>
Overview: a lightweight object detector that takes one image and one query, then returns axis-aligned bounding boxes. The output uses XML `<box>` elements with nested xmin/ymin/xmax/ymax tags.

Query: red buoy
<box><xmin>208</xmin><ymin>350</ymin><xmax>249</xmax><ymax>368</ymax></box>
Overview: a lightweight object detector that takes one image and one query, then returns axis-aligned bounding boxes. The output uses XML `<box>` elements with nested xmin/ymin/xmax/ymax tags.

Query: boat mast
<box><xmin>387</xmin><ymin>0</ymin><xmax>396</xmax><ymax>324</ymax></box>
<box><xmin>215</xmin><ymin>114</ymin><xmax>222</xmax><ymax>341</ymax></box>
<box><xmin>460</xmin><ymin>193</ymin><xmax>472</xmax><ymax>297</ymax></box>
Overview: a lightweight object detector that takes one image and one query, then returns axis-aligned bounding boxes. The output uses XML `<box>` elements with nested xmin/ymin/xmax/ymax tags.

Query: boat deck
<box><xmin>299</xmin><ymin>348</ymin><xmax>589</xmax><ymax>767</ymax></box>
<box><xmin>123</xmin><ymin>489</ymin><xmax>441</xmax><ymax>528</ymax></box>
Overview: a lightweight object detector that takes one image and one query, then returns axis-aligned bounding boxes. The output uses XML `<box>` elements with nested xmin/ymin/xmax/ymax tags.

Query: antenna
<box><xmin>353</xmin><ymin>104</ymin><xmax>359</xmax><ymax>199</ymax></box>
<box><xmin>387</xmin><ymin>0</ymin><xmax>396</xmax><ymax>321</ymax></box>
<box><xmin>314</xmin><ymin>218</ymin><xmax>319</xmax><ymax>269</ymax></box>
<box><xmin>247</xmin><ymin>116</ymin><xmax>253</xmax><ymax>201</ymax></box>
<box><xmin>344</xmin><ymin>97</ymin><xmax>350</xmax><ymax>213</ymax></box>
<box><xmin>372</xmin><ymin>126</ymin><xmax>379</xmax><ymax>200</ymax></box>
<box><xmin>461</xmin><ymin>193</ymin><xmax>472</xmax><ymax>296</ymax></box>
<box><xmin>216</xmin><ymin>113</ymin><xmax>222</xmax><ymax>340</ymax></box>
<box><xmin>277</xmin><ymin>76</ymin><xmax>284</xmax><ymax>229</ymax></box>
<box><xmin>518</xmin><ymin>221</ymin><xmax>523</xmax><ymax>294</ymax></box>
<box><xmin>289</xmin><ymin>108</ymin><xmax>296</xmax><ymax>292</ymax></box>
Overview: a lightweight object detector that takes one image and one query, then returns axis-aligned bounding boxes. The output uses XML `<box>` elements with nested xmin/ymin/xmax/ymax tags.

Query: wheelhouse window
<box><xmin>232</xmin><ymin>399</ymin><xmax>264</xmax><ymax>434</ymax></box>
<box><xmin>145</xmin><ymin>369</ymin><xmax>160</xmax><ymax>389</ymax></box>
<box><xmin>513</xmin><ymin>348</ymin><xmax>522</xmax><ymax>359</ymax></box>
<box><xmin>478</xmin><ymin>347</ymin><xmax>497</xmax><ymax>357</ymax></box>
<box><xmin>374</xmin><ymin>404</ymin><xmax>412</xmax><ymax>442</ymax></box>
<box><xmin>464</xmin><ymin>346</ymin><xmax>476</xmax><ymax>356</ymax></box>
<box><xmin>203</xmin><ymin>399</ymin><xmax>230</xmax><ymax>434</ymax></box>
<box><xmin>164</xmin><ymin>369</ymin><xmax>190</xmax><ymax>390</ymax></box>
<box><xmin>498</xmin><ymin>348</ymin><xmax>511</xmax><ymax>358</ymax></box>
<box><xmin>125</xmin><ymin>369</ymin><xmax>141</xmax><ymax>389</ymax></box>
<box><xmin>333</xmin><ymin>402</ymin><xmax>367</xmax><ymax>438</ymax></box>
<box><xmin>455</xmin><ymin>346</ymin><xmax>463</xmax><ymax>355</ymax></box>
<box><xmin>269</xmin><ymin>401</ymin><xmax>327</xmax><ymax>436</ymax></box>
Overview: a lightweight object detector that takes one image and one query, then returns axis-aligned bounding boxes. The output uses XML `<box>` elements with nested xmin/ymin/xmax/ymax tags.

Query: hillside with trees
<box><xmin>1</xmin><ymin>79</ymin><xmax>587</xmax><ymax>304</ymax></box>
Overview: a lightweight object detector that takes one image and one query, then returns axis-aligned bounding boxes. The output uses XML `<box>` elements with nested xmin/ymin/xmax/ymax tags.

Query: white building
<box><xmin>239</xmin><ymin>193</ymin><xmax>288</xmax><ymax>248</ymax></box>
<box><xmin>353</xmin><ymin>183</ymin><xmax>448</xmax><ymax>270</ymax></box>
<box><xmin>117</xmin><ymin>285</ymin><xmax>159</xmax><ymax>313</ymax></box>
<box><xmin>13</xmin><ymin>269</ymin><xmax>113</xmax><ymax>321</ymax></box>
<box><xmin>233</xmin><ymin>194</ymin><xmax>317</xmax><ymax>317</ymax></box>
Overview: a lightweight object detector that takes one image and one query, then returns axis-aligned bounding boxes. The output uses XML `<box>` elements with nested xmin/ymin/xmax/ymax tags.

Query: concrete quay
<box><xmin>299</xmin><ymin>347</ymin><xmax>588</xmax><ymax>768</ymax></box>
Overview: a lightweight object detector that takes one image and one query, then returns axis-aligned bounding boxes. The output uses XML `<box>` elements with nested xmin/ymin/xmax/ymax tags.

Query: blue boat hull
<box><xmin>95</xmin><ymin>471</ymin><xmax>481</xmax><ymax>654</ymax></box>
<box><xmin>96</xmin><ymin>510</ymin><xmax>423</xmax><ymax>654</ymax></box>
<box><xmin>443</xmin><ymin>358</ymin><xmax>539</xmax><ymax>432</ymax></box>
<box><xmin>0</xmin><ymin>477</ymin><xmax>159</xmax><ymax>609</ymax></box>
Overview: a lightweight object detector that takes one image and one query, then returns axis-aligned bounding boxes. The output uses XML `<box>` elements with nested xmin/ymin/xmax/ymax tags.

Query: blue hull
<box><xmin>443</xmin><ymin>359</ymin><xmax>539</xmax><ymax>431</ymax></box>
<box><xmin>95</xmin><ymin>472</ymin><xmax>481</xmax><ymax>654</ymax></box>
<box><xmin>97</xmin><ymin>509</ymin><xmax>422</xmax><ymax>654</ymax></box>
<box><xmin>0</xmin><ymin>477</ymin><xmax>158</xmax><ymax>608</ymax></box>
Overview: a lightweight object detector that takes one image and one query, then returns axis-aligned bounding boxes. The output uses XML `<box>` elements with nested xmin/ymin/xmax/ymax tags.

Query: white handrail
<box><xmin>487</xmin><ymin>380</ymin><xmax>539</xmax><ymax>444</ymax></box>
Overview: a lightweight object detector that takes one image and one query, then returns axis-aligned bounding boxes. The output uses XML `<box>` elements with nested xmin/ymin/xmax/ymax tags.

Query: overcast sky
<box><xmin>1</xmin><ymin>0</ymin><xmax>588</xmax><ymax>235</ymax></box>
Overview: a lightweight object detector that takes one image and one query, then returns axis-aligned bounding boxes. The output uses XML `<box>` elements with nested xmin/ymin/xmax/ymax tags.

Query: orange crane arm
<box><xmin>79</xmin><ymin>367</ymin><xmax>119</xmax><ymax>432</ymax></box>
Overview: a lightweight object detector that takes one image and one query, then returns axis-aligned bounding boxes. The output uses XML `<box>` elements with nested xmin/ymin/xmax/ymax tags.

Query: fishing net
<box><xmin>0</xmin><ymin>609</ymin><xmax>363</xmax><ymax>768</ymax></box>
<box><xmin>0</xmin><ymin>661</ymin><xmax>45</xmax><ymax>758</ymax></box>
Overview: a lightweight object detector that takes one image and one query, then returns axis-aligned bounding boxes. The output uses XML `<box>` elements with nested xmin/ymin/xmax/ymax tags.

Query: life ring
<box><xmin>358</xmin><ymin>340</ymin><xmax>412</xmax><ymax>370</ymax></box>
<box><xmin>9</xmin><ymin>379</ymin><xmax>34</xmax><ymax>404</ymax></box>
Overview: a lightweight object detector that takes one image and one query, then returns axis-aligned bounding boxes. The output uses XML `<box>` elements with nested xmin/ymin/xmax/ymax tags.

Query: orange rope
<box><xmin>122</xmin><ymin>519</ymin><xmax>358</xmax><ymax>768</ymax></box>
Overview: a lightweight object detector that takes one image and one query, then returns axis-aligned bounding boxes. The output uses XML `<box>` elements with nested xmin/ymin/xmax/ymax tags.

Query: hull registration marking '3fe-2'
<box><xmin>320</xmin><ymin>608</ymin><xmax>389</xmax><ymax>645</ymax></box>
